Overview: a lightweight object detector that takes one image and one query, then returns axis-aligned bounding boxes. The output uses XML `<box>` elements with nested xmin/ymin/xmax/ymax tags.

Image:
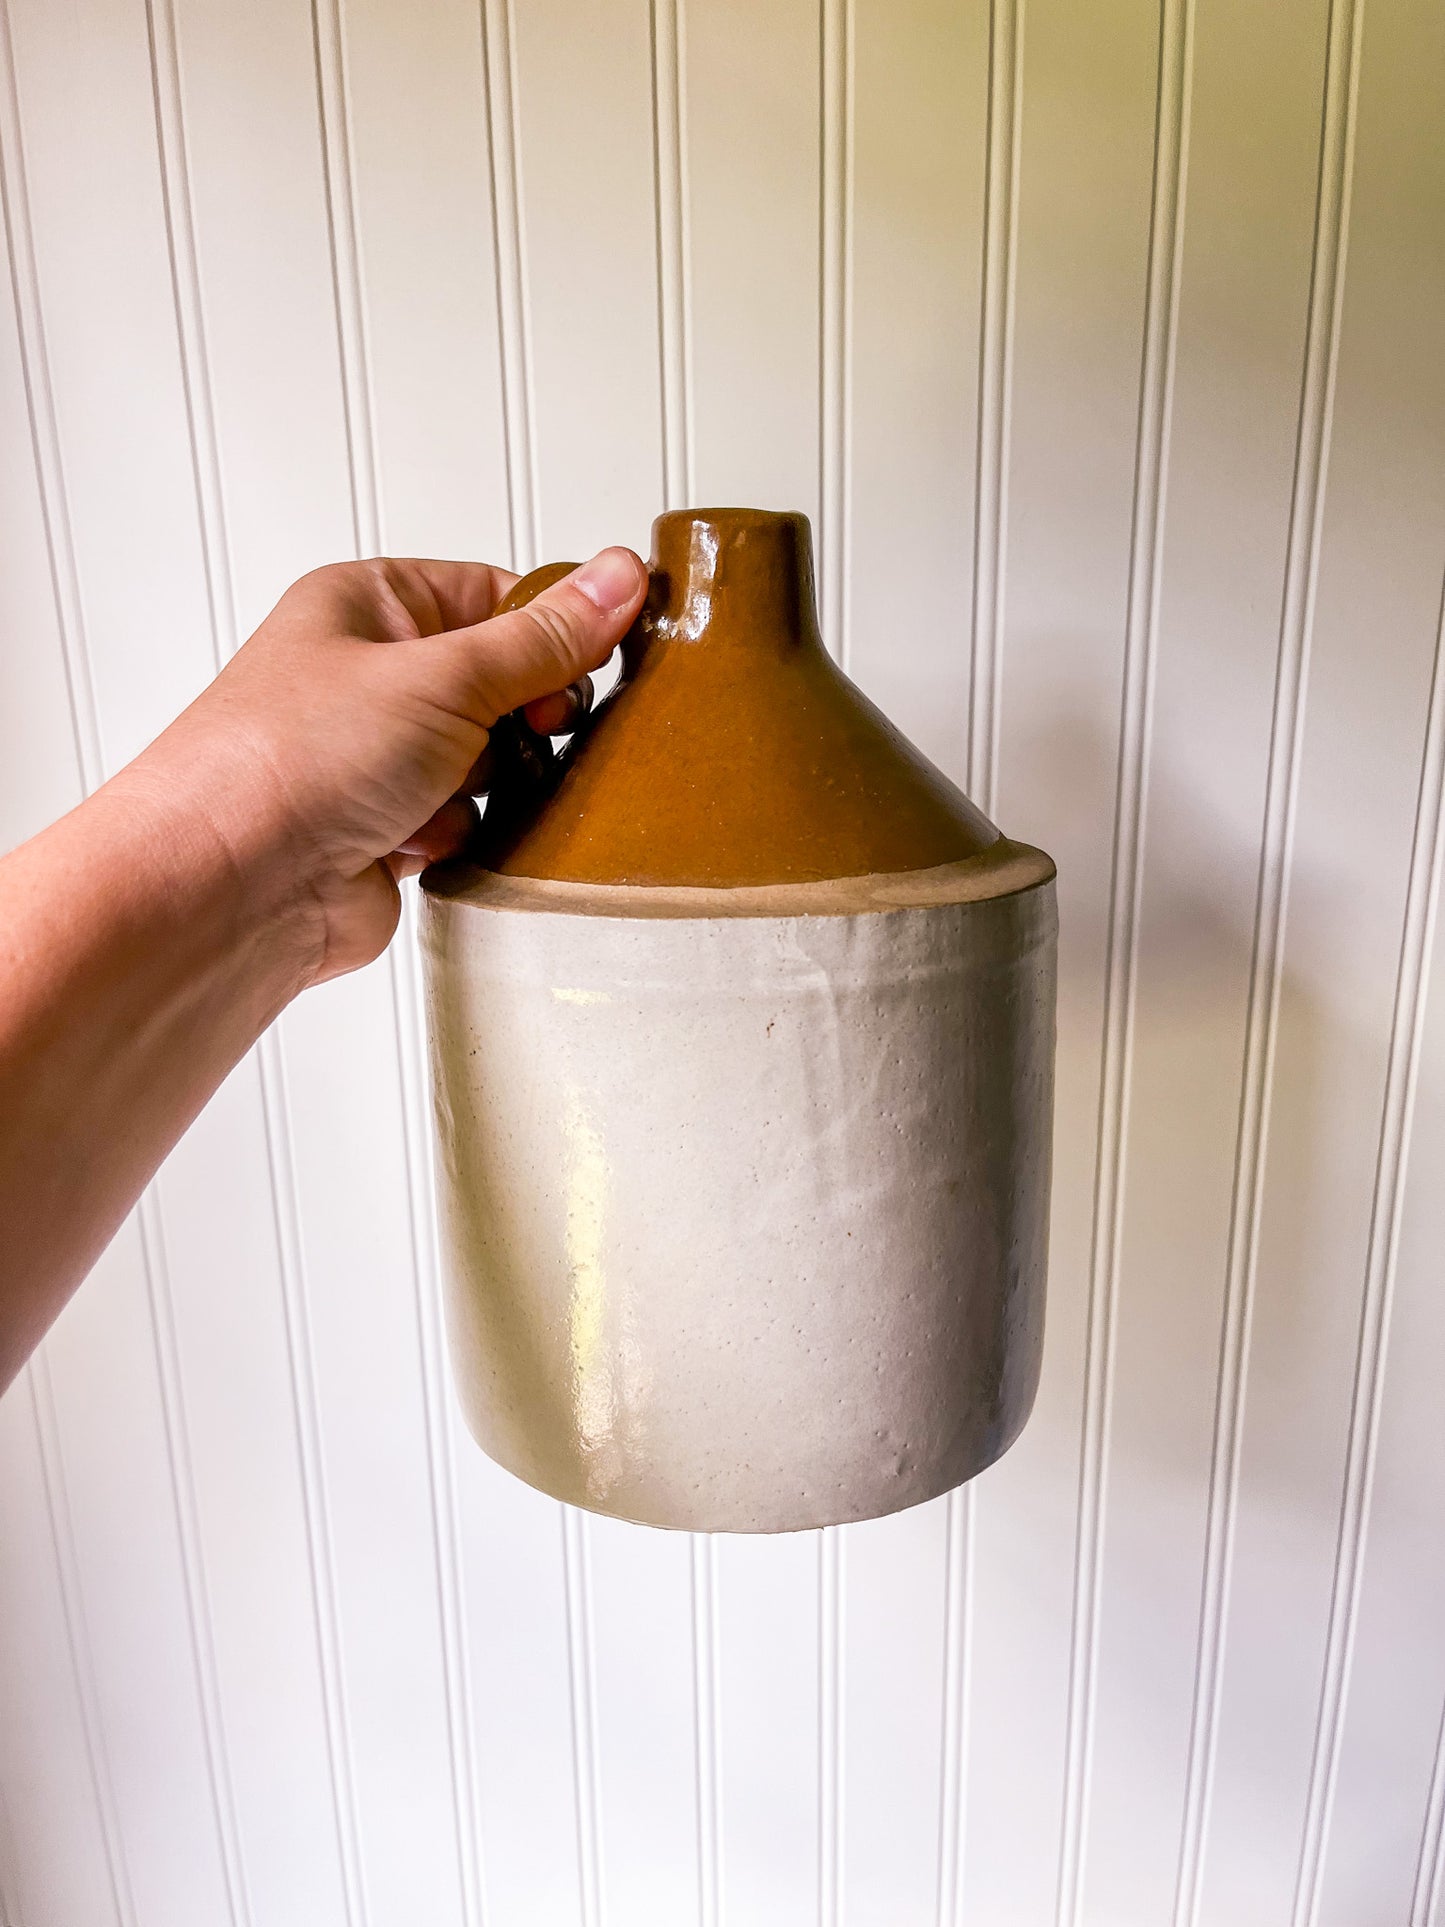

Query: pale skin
<box><xmin>0</xmin><ymin>544</ymin><xmax>649</xmax><ymax>1392</ymax></box>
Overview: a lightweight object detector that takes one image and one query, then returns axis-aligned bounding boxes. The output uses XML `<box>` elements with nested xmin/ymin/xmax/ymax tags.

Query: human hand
<box><xmin>118</xmin><ymin>548</ymin><xmax>647</xmax><ymax>985</ymax></box>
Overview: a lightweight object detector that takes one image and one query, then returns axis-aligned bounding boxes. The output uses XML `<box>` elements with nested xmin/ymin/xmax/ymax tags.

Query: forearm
<box><xmin>0</xmin><ymin>547</ymin><xmax>644</xmax><ymax>1389</ymax></box>
<box><xmin>0</xmin><ymin>759</ymin><xmax>315</xmax><ymax>1386</ymax></box>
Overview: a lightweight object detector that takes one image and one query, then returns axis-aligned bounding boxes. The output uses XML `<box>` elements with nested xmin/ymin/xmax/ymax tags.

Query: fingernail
<box><xmin>571</xmin><ymin>547</ymin><xmax>644</xmax><ymax>615</ymax></box>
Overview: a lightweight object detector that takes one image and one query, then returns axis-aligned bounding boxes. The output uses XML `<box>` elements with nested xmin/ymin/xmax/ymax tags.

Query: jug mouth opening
<box><xmin>653</xmin><ymin>504</ymin><xmax>806</xmax><ymax>530</ymax></box>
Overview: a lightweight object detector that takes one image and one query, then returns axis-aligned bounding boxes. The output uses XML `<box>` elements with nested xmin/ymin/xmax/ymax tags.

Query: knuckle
<box><xmin>522</xmin><ymin>597</ymin><xmax>582</xmax><ymax>663</ymax></box>
<box><xmin>285</xmin><ymin>558</ymin><xmax>379</xmax><ymax>616</ymax></box>
<box><xmin>291</xmin><ymin>559</ymin><xmax>353</xmax><ymax>597</ymax></box>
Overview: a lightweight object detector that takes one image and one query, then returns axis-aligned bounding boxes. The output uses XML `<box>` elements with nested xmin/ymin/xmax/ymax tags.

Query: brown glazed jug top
<box><xmin>474</xmin><ymin>507</ymin><xmax>999</xmax><ymax>889</ymax></box>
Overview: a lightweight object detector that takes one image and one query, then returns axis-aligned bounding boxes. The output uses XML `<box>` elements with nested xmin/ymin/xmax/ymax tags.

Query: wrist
<box><xmin>100</xmin><ymin>729</ymin><xmax>328</xmax><ymax>1010</ymax></box>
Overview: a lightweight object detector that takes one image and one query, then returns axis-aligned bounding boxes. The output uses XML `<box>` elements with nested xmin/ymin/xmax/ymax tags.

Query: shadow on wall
<box><xmin>1008</xmin><ymin>689</ymin><xmax>1351</xmax><ymax>1815</ymax></box>
<box><xmin>1013</xmin><ymin>607</ymin><xmax>1444</xmax><ymax>1890</ymax></box>
<box><xmin>1016</xmin><ymin>694</ymin><xmax>1331</xmax><ymax>1437</ymax></box>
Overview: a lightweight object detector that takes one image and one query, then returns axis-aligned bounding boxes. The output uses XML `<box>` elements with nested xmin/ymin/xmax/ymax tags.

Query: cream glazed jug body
<box><xmin>422</xmin><ymin>507</ymin><xmax>1057</xmax><ymax>1533</ymax></box>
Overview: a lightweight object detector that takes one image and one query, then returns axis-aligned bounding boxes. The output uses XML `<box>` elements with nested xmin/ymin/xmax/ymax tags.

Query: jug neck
<box><xmin>641</xmin><ymin>508</ymin><xmax>823</xmax><ymax>653</ymax></box>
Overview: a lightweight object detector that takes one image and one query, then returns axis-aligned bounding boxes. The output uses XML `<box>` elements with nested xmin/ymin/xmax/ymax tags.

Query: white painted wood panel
<box><xmin>3</xmin><ymin>1</ymin><xmax>1444</xmax><ymax>1922</ymax></box>
<box><xmin>1086</xmin><ymin>3</ymin><xmax>1329</xmax><ymax>1921</ymax></box>
<box><xmin>966</xmin><ymin>4</ymin><xmax>1164</xmax><ymax>1921</ymax></box>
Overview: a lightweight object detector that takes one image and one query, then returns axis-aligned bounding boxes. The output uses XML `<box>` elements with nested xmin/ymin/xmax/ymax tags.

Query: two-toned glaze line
<box><xmin>938</xmin><ymin>6</ymin><xmax>1025</xmax><ymax>1917</ymax></box>
<box><xmin>2</xmin><ymin>9</ymin><xmax>142</xmax><ymax>1917</ymax></box>
<box><xmin>311</xmin><ymin>4</ymin><xmax>491</xmax><ymax>1923</ymax></box>
<box><xmin>1172</xmin><ymin>6</ymin><xmax>1363</xmax><ymax>1920</ymax></box>
<box><xmin>1056</xmin><ymin>3</ymin><xmax>1194</xmax><ymax>1921</ymax></box>
<box><xmin>1291</xmin><ymin>556</ymin><xmax>1445</xmax><ymax>1925</ymax></box>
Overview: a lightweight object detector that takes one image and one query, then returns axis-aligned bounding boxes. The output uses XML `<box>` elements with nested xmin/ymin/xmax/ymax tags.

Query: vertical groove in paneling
<box><xmin>936</xmin><ymin>1488</ymin><xmax>973</xmax><ymax>1927</ymax></box>
<box><xmin>1172</xmin><ymin>6</ymin><xmax>1363</xmax><ymax>1919</ymax></box>
<box><xmin>650</xmin><ymin>13</ymin><xmax>719</xmax><ymax>1920</ymax></box>
<box><xmin>650</xmin><ymin>0</ymin><xmax>693</xmax><ymax>511</ymax></box>
<box><xmin>479</xmin><ymin>0</ymin><xmax>538</xmax><ymax>566</ymax></box>
<box><xmin>818</xmin><ymin>0</ymin><xmax>852</xmax><ymax>667</ymax></box>
<box><xmin>255</xmin><ymin>1037</ymin><xmax>371</xmax><ymax>1927</ymax></box>
<box><xmin>817</xmin><ymin>2</ymin><xmax>851</xmax><ymax>1915</ymax></box>
<box><xmin>311</xmin><ymin>0</ymin><xmax>380</xmax><ymax>550</ymax></box>
<box><xmin>299</xmin><ymin>20</ymin><xmax>382</xmax><ymax>1921</ymax></box>
<box><xmin>4</xmin><ymin>0</ymin><xmax>1442</xmax><ymax>1913</ymax></box>
<box><xmin>26</xmin><ymin>1363</ymin><xmax>135</xmax><ymax>1927</ymax></box>
<box><xmin>480</xmin><ymin>4</ymin><xmax>605</xmax><ymax>1903</ymax></box>
<box><xmin>135</xmin><ymin>1191</ymin><xmax>250</xmax><ymax>1927</ymax></box>
<box><xmin>7</xmin><ymin>288</ymin><xmax>230</xmax><ymax>1927</ymax></box>
<box><xmin>0</xmin><ymin>0</ymin><xmax>101</xmax><ymax>786</ymax></box>
<box><xmin>137</xmin><ymin>5</ymin><xmax>377</xmax><ymax>1920</ymax></box>
<box><xmin>0</xmin><ymin>1773</ymin><xmax>14</xmax><ymax>1927</ymax></box>
<box><xmin>818</xmin><ymin>4</ymin><xmax>851</xmax><ymax>1908</ymax></box>
<box><xmin>2</xmin><ymin>13</ymin><xmax>145</xmax><ymax>1916</ymax></box>
<box><xmin>966</xmin><ymin>0</ymin><xmax>1023</xmax><ymax>814</ymax></box>
<box><xmin>139</xmin><ymin>13</ymin><xmax>253</xmax><ymax>1916</ymax></box>
<box><xmin>562</xmin><ymin>1508</ymin><xmax>606</xmax><ymax>1927</ymax></box>
<box><xmin>1291</xmin><ymin>561</ymin><xmax>1445</xmax><ymax>1925</ymax></box>
<box><xmin>689</xmin><ymin>1536</ymin><xmax>722</xmax><ymax>1927</ymax></box>
<box><xmin>939</xmin><ymin>6</ymin><xmax>1024</xmax><ymax>1916</ymax></box>
<box><xmin>1413</xmin><ymin>1692</ymin><xmax>1445</xmax><ymax>1927</ymax></box>
<box><xmin>390</xmin><ymin>918</ymin><xmax>489</xmax><ymax>1927</ymax></box>
<box><xmin>818</xmin><ymin>1526</ymin><xmax>844</xmax><ymax>1927</ymax></box>
<box><xmin>1056</xmin><ymin>3</ymin><xmax>1195</xmax><ymax>1922</ymax></box>
<box><xmin>0</xmin><ymin>1774</ymin><xmax>19</xmax><ymax>1927</ymax></box>
<box><xmin>144</xmin><ymin>0</ymin><xmax>237</xmax><ymax>649</ymax></box>
<box><xmin>309</xmin><ymin>5</ymin><xmax>486</xmax><ymax>1924</ymax></box>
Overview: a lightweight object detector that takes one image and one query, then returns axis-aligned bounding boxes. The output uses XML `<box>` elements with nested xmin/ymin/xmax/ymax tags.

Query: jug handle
<box><xmin>476</xmin><ymin>559</ymin><xmax>583</xmax><ymax>837</ymax></box>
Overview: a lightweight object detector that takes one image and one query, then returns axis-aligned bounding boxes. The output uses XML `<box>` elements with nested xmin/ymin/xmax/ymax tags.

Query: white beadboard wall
<box><xmin>1</xmin><ymin>0</ymin><xmax>1444</xmax><ymax>1922</ymax></box>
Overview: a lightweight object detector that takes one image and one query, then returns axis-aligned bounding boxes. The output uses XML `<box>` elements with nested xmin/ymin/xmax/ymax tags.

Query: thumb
<box><xmin>439</xmin><ymin>547</ymin><xmax>647</xmax><ymax>725</ymax></box>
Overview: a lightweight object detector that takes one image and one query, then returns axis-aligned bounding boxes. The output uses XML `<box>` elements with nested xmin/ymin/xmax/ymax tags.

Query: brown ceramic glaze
<box><xmin>473</xmin><ymin>508</ymin><xmax>1000</xmax><ymax>888</ymax></box>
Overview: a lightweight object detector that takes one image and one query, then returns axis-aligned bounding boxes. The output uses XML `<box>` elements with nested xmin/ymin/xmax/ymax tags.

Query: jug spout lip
<box><xmin>645</xmin><ymin>507</ymin><xmax>821</xmax><ymax>651</ymax></box>
<box><xmin>653</xmin><ymin>504</ymin><xmax>807</xmax><ymax>529</ymax></box>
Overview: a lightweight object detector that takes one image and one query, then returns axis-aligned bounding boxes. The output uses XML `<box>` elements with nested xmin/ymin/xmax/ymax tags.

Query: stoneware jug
<box><xmin>422</xmin><ymin>507</ymin><xmax>1057</xmax><ymax>1532</ymax></box>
